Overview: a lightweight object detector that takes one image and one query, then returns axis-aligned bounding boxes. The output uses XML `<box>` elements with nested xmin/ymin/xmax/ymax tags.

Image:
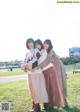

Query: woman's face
<box><xmin>36</xmin><ymin>44</ymin><xmax>41</xmax><ymax>50</ymax></box>
<box><xmin>43</xmin><ymin>43</ymin><xmax>49</xmax><ymax>50</ymax></box>
<box><xmin>28</xmin><ymin>42</ymin><xmax>34</xmax><ymax>49</ymax></box>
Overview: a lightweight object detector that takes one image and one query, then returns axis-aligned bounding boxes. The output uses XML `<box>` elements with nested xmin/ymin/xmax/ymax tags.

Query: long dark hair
<box><xmin>44</xmin><ymin>39</ymin><xmax>53</xmax><ymax>53</ymax></box>
<box><xmin>26</xmin><ymin>38</ymin><xmax>34</xmax><ymax>49</ymax></box>
<box><xmin>35</xmin><ymin>39</ymin><xmax>43</xmax><ymax>51</ymax></box>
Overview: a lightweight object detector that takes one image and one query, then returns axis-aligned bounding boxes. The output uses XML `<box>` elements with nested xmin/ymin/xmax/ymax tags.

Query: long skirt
<box><xmin>43</xmin><ymin>67</ymin><xmax>65</xmax><ymax>108</ymax></box>
<box><xmin>28</xmin><ymin>73</ymin><xmax>49</xmax><ymax>104</ymax></box>
<box><xmin>52</xmin><ymin>59</ymin><xmax>67</xmax><ymax>97</ymax></box>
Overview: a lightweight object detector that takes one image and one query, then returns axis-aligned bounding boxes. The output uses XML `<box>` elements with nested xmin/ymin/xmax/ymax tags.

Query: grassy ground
<box><xmin>65</xmin><ymin>62</ymin><xmax>80</xmax><ymax>71</ymax></box>
<box><xmin>0</xmin><ymin>69</ymin><xmax>26</xmax><ymax>77</ymax></box>
<box><xmin>0</xmin><ymin>73</ymin><xmax>80</xmax><ymax>112</ymax></box>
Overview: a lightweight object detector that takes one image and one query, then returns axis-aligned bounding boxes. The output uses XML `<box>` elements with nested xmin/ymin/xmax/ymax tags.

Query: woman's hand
<box><xmin>23</xmin><ymin>64</ymin><xmax>29</xmax><ymax>72</ymax></box>
<box><xmin>30</xmin><ymin>67</ymin><xmax>38</xmax><ymax>72</ymax></box>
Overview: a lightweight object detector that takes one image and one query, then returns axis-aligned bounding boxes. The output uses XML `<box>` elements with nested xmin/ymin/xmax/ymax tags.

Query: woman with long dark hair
<box><xmin>23</xmin><ymin>38</ymin><xmax>49</xmax><ymax>112</ymax></box>
<box><xmin>37</xmin><ymin>39</ymin><xmax>67</xmax><ymax>99</ymax></box>
<box><xmin>34</xmin><ymin>39</ymin><xmax>66</xmax><ymax>109</ymax></box>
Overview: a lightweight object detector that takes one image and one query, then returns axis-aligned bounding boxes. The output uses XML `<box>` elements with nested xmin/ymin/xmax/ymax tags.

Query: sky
<box><xmin>0</xmin><ymin>0</ymin><xmax>80</xmax><ymax>61</ymax></box>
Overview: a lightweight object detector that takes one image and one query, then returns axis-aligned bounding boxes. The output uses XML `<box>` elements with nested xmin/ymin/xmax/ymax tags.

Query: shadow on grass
<box><xmin>42</xmin><ymin>105</ymin><xmax>80</xmax><ymax>112</ymax></box>
<box><xmin>63</xmin><ymin>105</ymin><xmax>80</xmax><ymax>112</ymax></box>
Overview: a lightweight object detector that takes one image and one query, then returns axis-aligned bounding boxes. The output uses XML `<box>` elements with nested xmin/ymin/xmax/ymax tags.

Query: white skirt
<box><xmin>28</xmin><ymin>73</ymin><xmax>49</xmax><ymax>104</ymax></box>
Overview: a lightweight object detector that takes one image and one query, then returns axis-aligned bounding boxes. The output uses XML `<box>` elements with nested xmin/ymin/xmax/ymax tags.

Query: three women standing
<box><xmin>23</xmin><ymin>38</ymin><xmax>67</xmax><ymax>112</ymax></box>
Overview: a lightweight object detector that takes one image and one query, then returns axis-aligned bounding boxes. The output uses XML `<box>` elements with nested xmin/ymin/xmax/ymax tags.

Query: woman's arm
<box><xmin>28</xmin><ymin>49</ymin><xmax>47</xmax><ymax>69</ymax></box>
<box><xmin>28</xmin><ymin>49</ymin><xmax>41</xmax><ymax>69</ymax></box>
<box><xmin>38</xmin><ymin>49</ymin><xmax>47</xmax><ymax>65</ymax></box>
<box><xmin>37</xmin><ymin>50</ymin><xmax>57</xmax><ymax>68</ymax></box>
<box><xmin>23</xmin><ymin>53</ymin><xmax>29</xmax><ymax>72</ymax></box>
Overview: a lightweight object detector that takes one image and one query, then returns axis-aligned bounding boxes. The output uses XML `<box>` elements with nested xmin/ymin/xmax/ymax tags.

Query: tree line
<box><xmin>60</xmin><ymin>57</ymin><xmax>80</xmax><ymax>65</ymax></box>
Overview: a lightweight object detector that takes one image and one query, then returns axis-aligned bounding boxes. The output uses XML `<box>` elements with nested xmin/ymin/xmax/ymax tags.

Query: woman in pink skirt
<box><xmin>37</xmin><ymin>39</ymin><xmax>67</xmax><ymax>99</ymax></box>
<box><xmin>34</xmin><ymin>39</ymin><xmax>66</xmax><ymax>110</ymax></box>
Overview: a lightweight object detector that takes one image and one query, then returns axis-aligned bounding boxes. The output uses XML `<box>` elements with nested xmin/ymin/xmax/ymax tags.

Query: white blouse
<box><xmin>25</xmin><ymin>48</ymin><xmax>42</xmax><ymax>74</ymax></box>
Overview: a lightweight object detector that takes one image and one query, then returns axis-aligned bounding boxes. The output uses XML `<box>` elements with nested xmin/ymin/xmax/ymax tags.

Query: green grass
<box><xmin>0</xmin><ymin>73</ymin><xmax>80</xmax><ymax>112</ymax></box>
<box><xmin>0</xmin><ymin>69</ymin><xmax>26</xmax><ymax>77</ymax></box>
<box><xmin>65</xmin><ymin>62</ymin><xmax>80</xmax><ymax>71</ymax></box>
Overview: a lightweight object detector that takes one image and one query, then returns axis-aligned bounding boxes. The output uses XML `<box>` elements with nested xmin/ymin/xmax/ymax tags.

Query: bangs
<box><xmin>27</xmin><ymin>38</ymin><xmax>34</xmax><ymax>43</ymax></box>
<box><xmin>35</xmin><ymin>39</ymin><xmax>43</xmax><ymax>50</ymax></box>
<box><xmin>26</xmin><ymin>38</ymin><xmax>34</xmax><ymax>49</ymax></box>
<box><xmin>44</xmin><ymin>39</ymin><xmax>53</xmax><ymax>53</ymax></box>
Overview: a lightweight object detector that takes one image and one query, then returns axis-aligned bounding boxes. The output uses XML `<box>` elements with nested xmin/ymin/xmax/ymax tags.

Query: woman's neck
<box><xmin>29</xmin><ymin>48</ymin><xmax>34</xmax><ymax>51</ymax></box>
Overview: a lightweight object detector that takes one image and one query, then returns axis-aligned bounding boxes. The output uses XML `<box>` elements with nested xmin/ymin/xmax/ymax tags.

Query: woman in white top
<box><xmin>23</xmin><ymin>38</ymin><xmax>48</xmax><ymax>112</ymax></box>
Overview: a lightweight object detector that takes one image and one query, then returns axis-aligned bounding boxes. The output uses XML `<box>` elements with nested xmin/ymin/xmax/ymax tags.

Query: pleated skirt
<box><xmin>52</xmin><ymin>59</ymin><xmax>67</xmax><ymax>97</ymax></box>
<box><xmin>43</xmin><ymin>67</ymin><xmax>65</xmax><ymax>108</ymax></box>
<box><xmin>28</xmin><ymin>73</ymin><xmax>49</xmax><ymax>104</ymax></box>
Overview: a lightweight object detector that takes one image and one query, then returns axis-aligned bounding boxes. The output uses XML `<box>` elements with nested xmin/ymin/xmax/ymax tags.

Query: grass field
<box><xmin>0</xmin><ymin>73</ymin><xmax>80</xmax><ymax>112</ymax></box>
<box><xmin>65</xmin><ymin>62</ymin><xmax>80</xmax><ymax>71</ymax></box>
<box><xmin>0</xmin><ymin>69</ymin><xmax>26</xmax><ymax>77</ymax></box>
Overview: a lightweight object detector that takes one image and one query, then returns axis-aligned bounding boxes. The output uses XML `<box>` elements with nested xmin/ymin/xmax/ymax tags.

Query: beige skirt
<box><xmin>28</xmin><ymin>73</ymin><xmax>49</xmax><ymax>104</ymax></box>
<box><xmin>43</xmin><ymin>67</ymin><xmax>65</xmax><ymax>108</ymax></box>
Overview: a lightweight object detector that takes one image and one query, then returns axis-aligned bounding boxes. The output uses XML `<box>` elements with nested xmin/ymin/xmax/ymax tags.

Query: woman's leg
<box><xmin>28</xmin><ymin>103</ymin><xmax>41</xmax><ymax>112</ymax></box>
